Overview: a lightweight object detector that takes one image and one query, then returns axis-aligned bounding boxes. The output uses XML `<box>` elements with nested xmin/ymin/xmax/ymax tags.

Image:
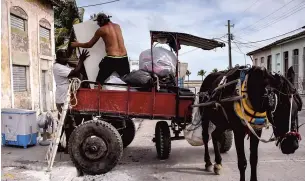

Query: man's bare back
<box><xmin>71</xmin><ymin>20</ymin><xmax>127</xmax><ymax>57</ymax></box>
<box><xmin>97</xmin><ymin>22</ymin><xmax>127</xmax><ymax>56</ymax></box>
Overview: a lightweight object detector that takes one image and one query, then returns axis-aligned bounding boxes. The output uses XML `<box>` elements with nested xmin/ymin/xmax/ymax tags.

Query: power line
<box><xmin>235</xmin><ymin>0</ymin><xmax>261</xmax><ymax>26</ymax></box>
<box><xmin>79</xmin><ymin>0</ymin><xmax>120</xmax><ymax>8</ymax></box>
<box><xmin>242</xmin><ymin>2</ymin><xmax>305</xmax><ymax>34</ymax></box>
<box><xmin>232</xmin><ymin>42</ymin><xmax>248</xmax><ymax>65</ymax></box>
<box><xmin>180</xmin><ymin>48</ymin><xmax>199</xmax><ymax>56</ymax></box>
<box><xmin>235</xmin><ymin>26</ymin><xmax>305</xmax><ymax>44</ymax></box>
<box><xmin>234</xmin><ymin>0</ymin><xmax>297</xmax><ymax>33</ymax></box>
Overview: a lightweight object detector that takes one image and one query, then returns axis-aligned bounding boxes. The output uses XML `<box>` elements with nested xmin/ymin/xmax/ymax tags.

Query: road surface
<box><xmin>78</xmin><ymin>111</ymin><xmax>305</xmax><ymax>181</ymax></box>
<box><xmin>2</xmin><ymin>113</ymin><xmax>305</xmax><ymax>181</ymax></box>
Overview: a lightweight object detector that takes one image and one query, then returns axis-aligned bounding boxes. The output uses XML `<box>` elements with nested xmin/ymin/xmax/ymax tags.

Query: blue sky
<box><xmin>75</xmin><ymin>0</ymin><xmax>305</xmax><ymax>80</ymax></box>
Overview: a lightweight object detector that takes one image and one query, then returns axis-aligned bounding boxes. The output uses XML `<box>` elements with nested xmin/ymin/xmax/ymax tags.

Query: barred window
<box><xmin>13</xmin><ymin>65</ymin><xmax>27</xmax><ymax>92</ymax></box>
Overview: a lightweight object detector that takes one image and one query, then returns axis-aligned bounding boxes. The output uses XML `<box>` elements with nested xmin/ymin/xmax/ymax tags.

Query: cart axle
<box><xmin>152</xmin><ymin>136</ymin><xmax>185</xmax><ymax>142</ymax></box>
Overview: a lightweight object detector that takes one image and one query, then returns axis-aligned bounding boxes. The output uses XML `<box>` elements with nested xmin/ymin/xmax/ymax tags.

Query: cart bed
<box><xmin>71</xmin><ymin>88</ymin><xmax>194</xmax><ymax>120</ymax></box>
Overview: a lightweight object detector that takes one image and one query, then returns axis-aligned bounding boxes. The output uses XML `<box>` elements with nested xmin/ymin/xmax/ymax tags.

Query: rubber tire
<box><xmin>155</xmin><ymin>121</ymin><xmax>171</xmax><ymax>160</ymax></box>
<box><xmin>68</xmin><ymin>120</ymin><xmax>123</xmax><ymax>175</ymax></box>
<box><xmin>219</xmin><ymin>130</ymin><xmax>233</xmax><ymax>153</ymax></box>
<box><xmin>119</xmin><ymin>119</ymin><xmax>136</xmax><ymax>148</ymax></box>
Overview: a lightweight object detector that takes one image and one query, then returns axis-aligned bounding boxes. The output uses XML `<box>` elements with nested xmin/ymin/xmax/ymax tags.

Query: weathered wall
<box><xmin>1</xmin><ymin>0</ymin><xmax>56</xmax><ymax>112</ymax></box>
<box><xmin>1</xmin><ymin>0</ymin><xmax>12</xmax><ymax>108</ymax></box>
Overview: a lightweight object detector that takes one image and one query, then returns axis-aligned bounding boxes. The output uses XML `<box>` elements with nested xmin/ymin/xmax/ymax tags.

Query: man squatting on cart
<box><xmin>53</xmin><ymin>49</ymin><xmax>90</xmax><ymax>152</ymax></box>
<box><xmin>71</xmin><ymin>12</ymin><xmax>131</xmax><ymax>84</ymax></box>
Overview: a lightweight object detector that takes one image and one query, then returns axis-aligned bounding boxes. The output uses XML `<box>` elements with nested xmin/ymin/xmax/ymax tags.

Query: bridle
<box><xmin>266</xmin><ymin>74</ymin><xmax>302</xmax><ymax>147</ymax></box>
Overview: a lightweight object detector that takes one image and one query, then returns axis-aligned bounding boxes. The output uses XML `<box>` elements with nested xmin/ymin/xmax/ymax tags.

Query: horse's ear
<box><xmin>287</xmin><ymin>66</ymin><xmax>295</xmax><ymax>84</ymax></box>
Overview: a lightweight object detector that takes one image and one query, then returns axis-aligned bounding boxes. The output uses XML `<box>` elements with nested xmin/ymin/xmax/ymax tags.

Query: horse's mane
<box><xmin>274</xmin><ymin>73</ymin><xmax>303</xmax><ymax>111</ymax></box>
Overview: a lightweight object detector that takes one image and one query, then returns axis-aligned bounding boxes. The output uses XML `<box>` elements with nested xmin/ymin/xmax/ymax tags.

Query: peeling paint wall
<box><xmin>1</xmin><ymin>0</ymin><xmax>56</xmax><ymax>113</ymax></box>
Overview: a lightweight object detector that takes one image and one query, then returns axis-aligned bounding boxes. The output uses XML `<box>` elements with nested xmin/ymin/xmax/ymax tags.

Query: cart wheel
<box><xmin>155</xmin><ymin>121</ymin><xmax>171</xmax><ymax>160</ymax></box>
<box><xmin>219</xmin><ymin>130</ymin><xmax>233</xmax><ymax>153</ymax></box>
<box><xmin>68</xmin><ymin>120</ymin><xmax>123</xmax><ymax>175</ymax></box>
<box><xmin>119</xmin><ymin>119</ymin><xmax>136</xmax><ymax>148</ymax></box>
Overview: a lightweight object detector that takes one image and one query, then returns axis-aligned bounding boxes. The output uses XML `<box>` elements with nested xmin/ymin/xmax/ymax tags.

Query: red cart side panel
<box><xmin>127</xmin><ymin>91</ymin><xmax>153</xmax><ymax>115</ymax></box>
<box><xmin>179</xmin><ymin>99</ymin><xmax>193</xmax><ymax>118</ymax></box>
<box><xmin>72</xmin><ymin>89</ymin><xmax>100</xmax><ymax>111</ymax></box>
<box><xmin>154</xmin><ymin>93</ymin><xmax>176</xmax><ymax>117</ymax></box>
<box><xmin>72</xmin><ymin>89</ymin><xmax>193</xmax><ymax>119</ymax></box>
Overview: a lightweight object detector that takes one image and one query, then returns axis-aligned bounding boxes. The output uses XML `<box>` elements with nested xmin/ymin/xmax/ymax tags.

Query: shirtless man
<box><xmin>71</xmin><ymin>13</ymin><xmax>130</xmax><ymax>84</ymax></box>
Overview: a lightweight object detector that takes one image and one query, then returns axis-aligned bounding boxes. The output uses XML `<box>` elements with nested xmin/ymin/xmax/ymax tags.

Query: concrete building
<box><xmin>247</xmin><ymin>30</ymin><xmax>305</xmax><ymax>94</ymax></box>
<box><xmin>184</xmin><ymin>80</ymin><xmax>202</xmax><ymax>93</ymax></box>
<box><xmin>1</xmin><ymin>0</ymin><xmax>60</xmax><ymax>112</ymax></box>
<box><xmin>129</xmin><ymin>59</ymin><xmax>139</xmax><ymax>71</ymax></box>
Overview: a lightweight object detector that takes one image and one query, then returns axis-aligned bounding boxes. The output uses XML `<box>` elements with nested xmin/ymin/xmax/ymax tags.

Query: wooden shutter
<box><xmin>13</xmin><ymin>65</ymin><xmax>27</xmax><ymax>92</ymax></box>
<box><xmin>10</xmin><ymin>14</ymin><xmax>25</xmax><ymax>31</ymax></box>
<box><xmin>40</xmin><ymin>26</ymin><xmax>50</xmax><ymax>40</ymax></box>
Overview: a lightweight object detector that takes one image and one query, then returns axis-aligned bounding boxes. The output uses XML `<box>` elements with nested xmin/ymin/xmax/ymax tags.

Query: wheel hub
<box><xmin>82</xmin><ymin>136</ymin><xmax>107</xmax><ymax>160</ymax></box>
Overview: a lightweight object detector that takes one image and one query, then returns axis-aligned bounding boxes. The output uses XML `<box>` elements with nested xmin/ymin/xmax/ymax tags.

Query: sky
<box><xmin>75</xmin><ymin>0</ymin><xmax>305</xmax><ymax>80</ymax></box>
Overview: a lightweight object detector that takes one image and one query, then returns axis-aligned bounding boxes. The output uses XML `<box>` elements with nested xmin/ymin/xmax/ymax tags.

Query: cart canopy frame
<box><xmin>150</xmin><ymin>30</ymin><xmax>226</xmax><ymax>51</ymax></box>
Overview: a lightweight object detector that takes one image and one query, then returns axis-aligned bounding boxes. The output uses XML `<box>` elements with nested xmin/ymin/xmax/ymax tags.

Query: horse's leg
<box><xmin>202</xmin><ymin>116</ymin><xmax>213</xmax><ymax>171</ymax></box>
<box><xmin>233</xmin><ymin>129</ymin><xmax>247</xmax><ymax>181</ymax></box>
<box><xmin>211</xmin><ymin>127</ymin><xmax>225</xmax><ymax>175</ymax></box>
<box><xmin>250</xmin><ymin>129</ymin><xmax>262</xmax><ymax>181</ymax></box>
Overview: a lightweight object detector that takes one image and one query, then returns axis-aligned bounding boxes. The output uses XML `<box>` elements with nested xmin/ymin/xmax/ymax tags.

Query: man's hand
<box><xmin>71</xmin><ymin>41</ymin><xmax>79</xmax><ymax>48</ymax></box>
<box><xmin>79</xmin><ymin>49</ymin><xmax>90</xmax><ymax>62</ymax></box>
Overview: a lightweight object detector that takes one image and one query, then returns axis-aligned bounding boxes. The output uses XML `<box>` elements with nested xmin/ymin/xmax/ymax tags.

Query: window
<box><xmin>39</xmin><ymin>26</ymin><xmax>50</xmax><ymax>40</ymax></box>
<box><xmin>275</xmin><ymin>53</ymin><xmax>281</xmax><ymax>73</ymax></box>
<box><xmin>261</xmin><ymin>57</ymin><xmax>264</xmax><ymax>66</ymax></box>
<box><xmin>293</xmin><ymin>49</ymin><xmax>299</xmax><ymax>89</ymax></box>
<box><xmin>254</xmin><ymin>58</ymin><xmax>257</xmax><ymax>66</ymax></box>
<box><xmin>13</xmin><ymin>65</ymin><xmax>27</xmax><ymax>92</ymax></box>
<box><xmin>267</xmin><ymin>55</ymin><xmax>272</xmax><ymax>72</ymax></box>
<box><xmin>303</xmin><ymin>47</ymin><xmax>305</xmax><ymax>91</ymax></box>
<box><xmin>284</xmin><ymin>51</ymin><xmax>289</xmax><ymax>77</ymax></box>
<box><xmin>10</xmin><ymin>14</ymin><xmax>25</xmax><ymax>31</ymax></box>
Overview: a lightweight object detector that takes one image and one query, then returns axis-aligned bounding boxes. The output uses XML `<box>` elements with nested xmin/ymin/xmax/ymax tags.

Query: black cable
<box><xmin>234</xmin><ymin>0</ymin><xmax>297</xmax><ymax>33</ymax></box>
<box><xmin>79</xmin><ymin>0</ymin><xmax>120</xmax><ymax>8</ymax></box>
<box><xmin>244</xmin><ymin>3</ymin><xmax>305</xmax><ymax>34</ymax></box>
<box><xmin>235</xmin><ymin>26</ymin><xmax>304</xmax><ymax>44</ymax></box>
<box><xmin>235</xmin><ymin>0</ymin><xmax>261</xmax><ymax>26</ymax></box>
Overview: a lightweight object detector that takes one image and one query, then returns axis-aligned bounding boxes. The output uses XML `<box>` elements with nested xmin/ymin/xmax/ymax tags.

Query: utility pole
<box><xmin>226</xmin><ymin>20</ymin><xmax>234</xmax><ymax>69</ymax></box>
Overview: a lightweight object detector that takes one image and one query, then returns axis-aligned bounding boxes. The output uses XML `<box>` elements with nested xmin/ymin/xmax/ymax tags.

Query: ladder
<box><xmin>45</xmin><ymin>83</ymin><xmax>72</xmax><ymax>172</ymax></box>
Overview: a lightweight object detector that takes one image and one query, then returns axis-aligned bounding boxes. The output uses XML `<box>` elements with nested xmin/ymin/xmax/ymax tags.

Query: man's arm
<box><xmin>69</xmin><ymin>49</ymin><xmax>90</xmax><ymax>77</ymax></box>
<box><xmin>71</xmin><ymin>29</ymin><xmax>100</xmax><ymax>48</ymax></box>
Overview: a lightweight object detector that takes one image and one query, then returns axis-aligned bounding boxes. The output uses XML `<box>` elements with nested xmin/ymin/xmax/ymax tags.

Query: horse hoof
<box><xmin>205</xmin><ymin>164</ymin><xmax>213</xmax><ymax>172</ymax></box>
<box><xmin>213</xmin><ymin>164</ymin><xmax>222</xmax><ymax>175</ymax></box>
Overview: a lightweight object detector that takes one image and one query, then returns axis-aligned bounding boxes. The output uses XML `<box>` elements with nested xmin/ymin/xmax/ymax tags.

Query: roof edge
<box><xmin>246</xmin><ymin>30</ymin><xmax>305</xmax><ymax>56</ymax></box>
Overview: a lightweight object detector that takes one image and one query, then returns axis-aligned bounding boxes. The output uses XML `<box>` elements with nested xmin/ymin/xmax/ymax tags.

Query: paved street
<box><xmin>77</xmin><ymin>112</ymin><xmax>305</xmax><ymax>181</ymax></box>
<box><xmin>2</xmin><ymin>112</ymin><xmax>305</xmax><ymax>181</ymax></box>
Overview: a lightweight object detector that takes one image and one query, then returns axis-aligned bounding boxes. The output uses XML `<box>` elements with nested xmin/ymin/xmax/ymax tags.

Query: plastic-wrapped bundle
<box><xmin>122</xmin><ymin>70</ymin><xmax>153</xmax><ymax>87</ymax></box>
<box><xmin>139</xmin><ymin>47</ymin><xmax>177</xmax><ymax>77</ymax></box>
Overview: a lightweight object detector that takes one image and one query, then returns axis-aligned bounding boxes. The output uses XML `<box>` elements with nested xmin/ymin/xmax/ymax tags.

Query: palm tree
<box><xmin>197</xmin><ymin>69</ymin><xmax>206</xmax><ymax>81</ymax></box>
<box><xmin>212</xmin><ymin>68</ymin><xmax>218</xmax><ymax>73</ymax></box>
<box><xmin>186</xmin><ymin>70</ymin><xmax>191</xmax><ymax>82</ymax></box>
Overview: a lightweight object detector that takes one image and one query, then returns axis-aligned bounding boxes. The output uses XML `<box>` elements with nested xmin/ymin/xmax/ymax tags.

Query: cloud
<box><xmin>76</xmin><ymin>0</ymin><xmax>305</xmax><ymax>80</ymax></box>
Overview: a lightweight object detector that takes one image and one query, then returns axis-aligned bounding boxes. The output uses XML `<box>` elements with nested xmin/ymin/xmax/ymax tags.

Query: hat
<box><xmin>92</xmin><ymin>12</ymin><xmax>111</xmax><ymax>21</ymax></box>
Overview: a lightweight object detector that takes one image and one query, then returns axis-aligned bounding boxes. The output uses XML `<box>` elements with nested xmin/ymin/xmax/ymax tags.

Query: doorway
<box><xmin>41</xmin><ymin>70</ymin><xmax>47</xmax><ymax>112</ymax></box>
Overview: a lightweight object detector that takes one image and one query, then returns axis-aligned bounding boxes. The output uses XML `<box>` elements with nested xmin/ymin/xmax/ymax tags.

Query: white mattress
<box><xmin>73</xmin><ymin>20</ymin><xmax>107</xmax><ymax>88</ymax></box>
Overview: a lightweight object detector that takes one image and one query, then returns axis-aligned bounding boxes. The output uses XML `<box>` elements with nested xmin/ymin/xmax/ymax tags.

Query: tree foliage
<box><xmin>197</xmin><ymin>69</ymin><xmax>206</xmax><ymax>80</ymax></box>
<box><xmin>54</xmin><ymin>0</ymin><xmax>84</xmax><ymax>57</ymax></box>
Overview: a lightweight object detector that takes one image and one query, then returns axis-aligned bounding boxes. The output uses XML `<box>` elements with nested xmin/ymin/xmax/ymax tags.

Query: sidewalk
<box><xmin>1</xmin><ymin>119</ymin><xmax>143</xmax><ymax>181</ymax></box>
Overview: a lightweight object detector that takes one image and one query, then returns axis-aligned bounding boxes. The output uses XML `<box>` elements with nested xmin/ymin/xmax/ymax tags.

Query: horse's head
<box><xmin>267</xmin><ymin>66</ymin><xmax>302</xmax><ymax>154</ymax></box>
<box><xmin>247</xmin><ymin>66</ymin><xmax>276</xmax><ymax>113</ymax></box>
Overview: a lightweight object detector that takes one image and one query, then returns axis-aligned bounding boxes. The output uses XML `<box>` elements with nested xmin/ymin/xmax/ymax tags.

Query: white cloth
<box><xmin>53</xmin><ymin>63</ymin><xmax>72</xmax><ymax>104</ymax></box>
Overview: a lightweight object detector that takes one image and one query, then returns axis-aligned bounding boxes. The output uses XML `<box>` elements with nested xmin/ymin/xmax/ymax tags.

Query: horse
<box><xmin>198</xmin><ymin>65</ymin><xmax>302</xmax><ymax>181</ymax></box>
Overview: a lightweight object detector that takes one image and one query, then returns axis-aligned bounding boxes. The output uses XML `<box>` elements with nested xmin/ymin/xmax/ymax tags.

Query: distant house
<box><xmin>1</xmin><ymin>0</ymin><xmax>60</xmax><ymax>112</ymax></box>
<box><xmin>184</xmin><ymin>80</ymin><xmax>202</xmax><ymax>93</ymax></box>
<box><xmin>129</xmin><ymin>59</ymin><xmax>139</xmax><ymax>71</ymax></box>
<box><xmin>247</xmin><ymin>30</ymin><xmax>305</xmax><ymax>93</ymax></box>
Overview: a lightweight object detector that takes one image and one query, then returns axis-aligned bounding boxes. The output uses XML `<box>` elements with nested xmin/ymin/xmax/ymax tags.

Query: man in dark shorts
<box><xmin>71</xmin><ymin>12</ymin><xmax>130</xmax><ymax>84</ymax></box>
